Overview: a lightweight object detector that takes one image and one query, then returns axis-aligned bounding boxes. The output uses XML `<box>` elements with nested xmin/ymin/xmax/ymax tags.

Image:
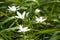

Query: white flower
<box><xmin>15</xmin><ymin>11</ymin><xmax>29</xmax><ymax>19</ymax></box>
<box><xmin>35</xmin><ymin>16</ymin><xmax>46</xmax><ymax>23</ymax></box>
<box><xmin>17</xmin><ymin>11</ymin><xmax>25</xmax><ymax>19</ymax></box>
<box><xmin>8</xmin><ymin>6</ymin><xmax>20</xmax><ymax>12</ymax></box>
<box><xmin>35</xmin><ymin>8</ymin><xmax>41</xmax><ymax>13</ymax></box>
<box><xmin>18</xmin><ymin>25</ymin><xmax>31</xmax><ymax>32</ymax></box>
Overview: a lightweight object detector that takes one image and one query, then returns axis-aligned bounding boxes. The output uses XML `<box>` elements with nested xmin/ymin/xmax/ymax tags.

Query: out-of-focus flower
<box><xmin>16</xmin><ymin>11</ymin><xmax>25</xmax><ymax>19</ymax></box>
<box><xmin>35</xmin><ymin>8</ymin><xmax>41</xmax><ymax>13</ymax></box>
<box><xmin>18</xmin><ymin>25</ymin><xmax>31</xmax><ymax>32</ymax></box>
<box><xmin>35</xmin><ymin>16</ymin><xmax>47</xmax><ymax>23</ymax></box>
<box><xmin>32</xmin><ymin>0</ymin><xmax>36</xmax><ymax>1</ymax></box>
<box><xmin>15</xmin><ymin>11</ymin><xmax>29</xmax><ymax>19</ymax></box>
<box><xmin>8</xmin><ymin>6</ymin><xmax>20</xmax><ymax>12</ymax></box>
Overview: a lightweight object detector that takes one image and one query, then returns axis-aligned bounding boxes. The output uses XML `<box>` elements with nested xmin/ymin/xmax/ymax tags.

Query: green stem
<box><xmin>23</xmin><ymin>32</ymin><xmax>25</xmax><ymax>40</ymax></box>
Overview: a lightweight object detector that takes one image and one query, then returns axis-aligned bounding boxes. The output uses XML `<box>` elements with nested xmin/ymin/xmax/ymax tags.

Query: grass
<box><xmin>0</xmin><ymin>0</ymin><xmax>60</xmax><ymax>40</ymax></box>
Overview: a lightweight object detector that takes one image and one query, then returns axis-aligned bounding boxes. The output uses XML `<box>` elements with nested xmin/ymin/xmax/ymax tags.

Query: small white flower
<box><xmin>15</xmin><ymin>11</ymin><xmax>29</xmax><ymax>19</ymax></box>
<box><xmin>16</xmin><ymin>11</ymin><xmax>26</xmax><ymax>19</ymax></box>
<box><xmin>8</xmin><ymin>6</ymin><xmax>20</xmax><ymax>12</ymax></box>
<box><xmin>18</xmin><ymin>25</ymin><xmax>31</xmax><ymax>32</ymax></box>
<box><xmin>35</xmin><ymin>8</ymin><xmax>41</xmax><ymax>13</ymax></box>
<box><xmin>35</xmin><ymin>16</ymin><xmax>46</xmax><ymax>23</ymax></box>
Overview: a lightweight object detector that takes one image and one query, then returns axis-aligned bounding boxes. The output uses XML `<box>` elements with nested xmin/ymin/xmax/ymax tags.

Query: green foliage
<box><xmin>0</xmin><ymin>0</ymin><xmax>60</xmax><ymax>40</ymax></box>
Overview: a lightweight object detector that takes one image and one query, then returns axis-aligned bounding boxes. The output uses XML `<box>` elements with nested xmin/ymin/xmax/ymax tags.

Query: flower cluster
<box><xmin>8</xmin><ymin>6</ymin><xmax>47</xmax><ymax>32</ymax></box>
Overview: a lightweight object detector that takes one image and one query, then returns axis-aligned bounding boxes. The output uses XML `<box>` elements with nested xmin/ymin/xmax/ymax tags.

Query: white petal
<box><xmin>24</xmin><ymin>29</ymin><xmax>30</xmax><ymax>32</ymax></box>
<box><xmin>22</xmin><ymin>11</ymin><xmax>26</xmax><ymax>19</ymax></box>
<box><xmin>26</xmin><ymin>29</ymin><xmax>31</xmax><ymax>31</ymax></box>
<box><xmin>39</xmin><ymin>17</ymin><xmax>43</xmax><ymax>20</ymax></box>
<box><xmin>42</xmin><ymin>19</ymin><xmax>46</xmax><ymax>21</ymax></box>
<box><xmin>23</xmin><ymin>27</ymin><xmax>28</xmax><ymax>30</ymax></box>
<box><xmin>35</xmin><ymin>17</ymin><xmax>40</xmax><ymax>22</ymax></box>
<box><xmin>26</xmin><ymin>12</ymin><xmax>29</xmax><ymax>17</ymax></box>
<box><xmin>8</xmin><ymin>6</ymin><xmax>12</xmax><ymax>9</ymax></box>
<box><xmin>17</xmin><ymin>11</ymin><xmax>22</xmax><ymax>18</ymax></box>
<box><xmin>35</xmin><ymin>8</ymin><xmax>41</xmax><ymax>13</ymax></box>
<box><xmin>22</xmin><ymin>28</ymin><xmax>30</xmax><ymax>32</ymax></box>
<box><xmin>12</xmin><ymin>6</ymin><xmax>16</xmax><ymax>11</ymax></box>
<box><xmin>14</xmin><ymin>16</ymin><xmax>20</xmax><ymax>18</ymax></box>
<box><xmin>16</xmin><ymin>6</ymin><xmax>20</xmax><ymax>10</ymax></box>
<box><xmin>19</xmin><ymin>25</ymin><xmax>23</xmax><ymax>30</ymax></box>
<box><xmin>12</xmin><ymin>6</ymin><xmax>16</xmax><ymax>8</ymax></box>
<box><xmin>23</xmin><ymin>27</ymin><xmax>31</xmax><ymax>32</ymax></box>
<box><xmin>16</xmin><ymin>6</ymin><xmax>19</xmax><ymax>8</ymax></box>
<box><xmin>18</xmin><ymin>30</ymin><xmax>22</xmax><ymax>32</ymax></box>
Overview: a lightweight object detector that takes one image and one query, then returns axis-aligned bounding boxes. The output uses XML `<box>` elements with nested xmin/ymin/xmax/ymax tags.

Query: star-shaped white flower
<box><xmin>35</xmin><ymin>16</ymin><xmax>46</xmax><ymax>23</ymax></box>
<box><xmin>15</xmin><ymin>11</ymin><xmax>29</xmax><ymax>19</ymax></box>
<box><xmin>17</xmin><ymin>11</ymin><xmax>25</xmax><ymax>19</ymax></box>
<box><xmin>8</xmin><ymin>6</ymin><xmax>20</xmax><ymax>12</ymax></box>
<box><xmin>18</xmin><ymin>25</ymin><xmax>31</xmax><ymax>32</ymax></box>
<box><xmin>35</xmin><ymin>8</ymin><xmax>41</xmax><ymax>13</ymax></box>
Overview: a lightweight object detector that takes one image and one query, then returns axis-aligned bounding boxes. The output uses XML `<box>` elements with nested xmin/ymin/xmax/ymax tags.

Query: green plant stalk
<box><xmin>23</xmin><ymin>32</ymin><xmax>25</xmax><ymax>40</ymax></box>
<box><xmin>0</xmin><ymin>26</ymin><xmax>19</xmax><ymax>34</ymax></box>
<box><xmin>0</xmin><ymin>11</ymin><xmax>9</xmax><ymax>17</ymax></box>
<box><xmin>40</xmin><ymin>1</ymin><xmax>60</xmax><ymax>6</ymax></box>
<box><xmin>48</xmin><ymin>3</ymin><xmax>55</xmax><ymax>21</ymax></box>
<box><xmin>37</xmin><ymin>28</ymin><xmax>59</xmax><ymax>34</ymax></box>
<box><xmin>2</xmin><ymin>16</ymin><xmax>18</xmax><ymax>25</ymax></box>
<box><xmin>0</xmin><ymin>33</ymin><xmax>8</xmax><ymax>40</ymax></box>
